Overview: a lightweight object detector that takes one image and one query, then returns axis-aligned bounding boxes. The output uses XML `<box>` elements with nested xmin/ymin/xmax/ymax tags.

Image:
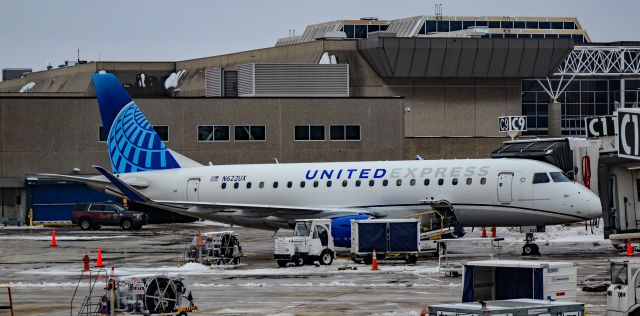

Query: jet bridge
<box><xmin>491</xmin><ymin>137</ymin><xmax>600</xmax><ymax>194</ymax></box>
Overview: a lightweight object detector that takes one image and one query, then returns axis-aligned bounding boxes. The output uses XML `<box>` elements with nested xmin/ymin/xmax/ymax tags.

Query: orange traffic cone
<box><xmin>371</xmin><ymin>249</ymin><xmax>379</xmax><ymax>271</ymax></box>
<box><xmin>96</xmin><ymin>247</ymin><xmax>104</xmax><ymax>268</ymax></box>
<box><xmin>481</xmin><ymin>227</ymin><xmax>487</xmax><ymax>238</ymax></box>
<box><xmin>50</xmin><ymin>229</ymin><xmax>58</xmax><ymax>248</ymax></box>
<box><xmin>491</xmin><ymin>226</ymin><xmax>497</xmax><ymax>238</ymax></box>
<box><xmin>197</xmin><ymin>230</ymin><xmax>204</xmax><ymax>246</ymax></box>
<box><xmin>627</xmin><ymin>239</ymin><xmax>633</xmax><ymax>256</ymax></box>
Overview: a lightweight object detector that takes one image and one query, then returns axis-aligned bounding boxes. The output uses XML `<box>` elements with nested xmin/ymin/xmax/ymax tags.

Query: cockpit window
<box><xmin>533</xmin><ymin>173</ymin><xmax>550</xmax><ymax>184</ymax></box>
<box><xmin>550</xmin><ymin>172</ymin><xmax>571</xmax><ymax>182</ymax></box>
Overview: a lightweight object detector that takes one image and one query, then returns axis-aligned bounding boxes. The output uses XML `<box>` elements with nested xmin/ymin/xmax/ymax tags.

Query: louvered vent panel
<box><xmin>204</xmin><ymin>68</ymin><xmax>222</xmax><ymax>97</ymax></box>
<box><xmin>238</xmin><ymin>64</ymin><xmax>349</xmax><ymax>97</ymax></box>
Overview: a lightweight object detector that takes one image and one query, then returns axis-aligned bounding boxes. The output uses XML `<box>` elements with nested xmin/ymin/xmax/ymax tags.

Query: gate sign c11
<box><xmin>499</xmin><ymin>116</ymin><xmax>527</xmax><ymax>132</ymax></box>
<box><xmin>617</xmin><ymin>109</ymin><xmax>640</xmax><ymax>160</ymax></box>
<box><xmin>585</xmin><ymin>115</ymin><xmax>616</xmax><ymax>138</ymax></box>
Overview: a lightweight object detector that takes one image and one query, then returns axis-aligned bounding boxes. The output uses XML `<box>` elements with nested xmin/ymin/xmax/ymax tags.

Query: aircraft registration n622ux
<box><xmin>45</xmin><ymin>74</ymin><xmax>602</xmax><ymax>255</ymax></box>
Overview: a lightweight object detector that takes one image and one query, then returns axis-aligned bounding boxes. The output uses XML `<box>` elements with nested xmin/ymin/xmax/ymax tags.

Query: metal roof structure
<box><xmin>357</xmin><ymin>37</ymin><xmax>573</xmax><ymax>78</ymax></box>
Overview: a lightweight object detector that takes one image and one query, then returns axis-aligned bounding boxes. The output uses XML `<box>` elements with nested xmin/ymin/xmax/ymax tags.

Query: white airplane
<box><xmin>46</xmin><ymin>74</ymin><xmax>602</xmax><ymax>255</ymax></box>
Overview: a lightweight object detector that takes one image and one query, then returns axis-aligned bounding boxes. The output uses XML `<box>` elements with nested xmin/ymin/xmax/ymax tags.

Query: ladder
<box><xmin>0</xmin><ymin>286</ymin><xmax>14</xmax><ymax>316</ymax></box>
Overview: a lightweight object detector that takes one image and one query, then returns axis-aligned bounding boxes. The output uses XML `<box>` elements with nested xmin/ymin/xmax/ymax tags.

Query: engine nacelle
<box><xmin>331</xmin><ymin>214</ymin><xmax>370</xmax><ymax>248</ymax></box>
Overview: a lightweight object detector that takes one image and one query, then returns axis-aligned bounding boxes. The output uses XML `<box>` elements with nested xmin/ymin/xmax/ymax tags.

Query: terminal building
<box><xmin>0</xmin><ymin>15</ymin><xmax>638</xmax><ymax>222</ymax></box>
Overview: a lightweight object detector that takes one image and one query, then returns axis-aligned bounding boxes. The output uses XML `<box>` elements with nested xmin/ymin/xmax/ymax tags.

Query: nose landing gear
<box><xmin>522</xmin><ymin>232</ymin><xmax>541</xmax><ymax>256</ymax></box>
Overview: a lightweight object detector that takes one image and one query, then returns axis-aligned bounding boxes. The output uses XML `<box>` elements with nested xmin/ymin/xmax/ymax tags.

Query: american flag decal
<box><xmin>210</xmin><ymin>176</ymin><xmax>219</xmax><ymax>182</ymax></box>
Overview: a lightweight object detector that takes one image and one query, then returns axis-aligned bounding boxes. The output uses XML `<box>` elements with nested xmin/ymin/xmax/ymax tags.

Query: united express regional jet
<box><xmin>46</xmin><ymin>74</ymin><xmax>602</xmax><ymax>252</ymax></box>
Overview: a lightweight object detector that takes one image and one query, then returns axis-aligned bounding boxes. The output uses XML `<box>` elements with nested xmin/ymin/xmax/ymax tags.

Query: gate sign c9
<box><xmin>617</xmin><ymin>109</ymin><xmax>640</xmax><ymax>160</ymax></box>
<box><xmin>498</xmin><ymin>116</ymin><xmax>527</xmax><ymax>132</ymax></box>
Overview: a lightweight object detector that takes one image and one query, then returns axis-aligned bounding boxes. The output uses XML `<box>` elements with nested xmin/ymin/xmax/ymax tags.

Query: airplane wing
<box><xmin>36</xmin><ymin>173</ymin><xmax>149</xmax><ymax>189</ymax></box>
<box><xmin>92</xmin><ymin>166</ymin><xmax>382</xmax><ymax>220</ymax></box>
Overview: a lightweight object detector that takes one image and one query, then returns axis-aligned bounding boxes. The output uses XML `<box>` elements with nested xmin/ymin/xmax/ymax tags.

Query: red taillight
<box><xmin>556</xmin><ymin>291</ymin><xmax>565</xmax><ymax>296</ymax></box>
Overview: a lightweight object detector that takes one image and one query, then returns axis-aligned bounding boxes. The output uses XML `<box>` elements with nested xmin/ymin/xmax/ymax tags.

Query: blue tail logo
<box><xmin>93</xmin><ymin>74</ymin><xmax>180</xmax><ymax>174</ymax></box>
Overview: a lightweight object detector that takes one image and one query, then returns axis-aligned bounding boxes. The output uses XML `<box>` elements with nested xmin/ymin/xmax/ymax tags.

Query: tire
<box><xmin>276</xmin><ymin>260</ymin><xmax>288</xmax><ymax>268</ymax></box>
<box><xmin>121</xmin><ymin>219</ymin><xmax>133</xmax><ymax>230</ymax></box>
<box><xmin>522</xmin><ymin>244</ymin><xmax>535</xmax><ymax>256</ymax></box>
<box><xmin>293</xmin><ymin>256</ymin><xmax>304</xmax><ymax>267</ymax></box>
<box><xmin>320</xmin><ymin>250</ymin><xmax>334</xmax><ymax>265</ymax></box>
<box><xmin>79</xmin><ymin>219</ymin><xmax>91</xmax><ymax>230</ymax></box>
<box><xmin>406</xmin><ymin>254</ymin><xmax>418</xmax><ymax>264</ymax></box>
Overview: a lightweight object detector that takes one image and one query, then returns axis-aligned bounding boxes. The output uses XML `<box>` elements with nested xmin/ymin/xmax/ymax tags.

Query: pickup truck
<box><xmin>71</xmin><ymin>203</ymin><xmax>147</xmax><ymax>230</ymax></box>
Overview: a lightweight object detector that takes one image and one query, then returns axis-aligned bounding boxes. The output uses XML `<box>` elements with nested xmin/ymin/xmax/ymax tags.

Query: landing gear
<box><xmin>522</xmin><ymin>233</ymin><xmax>541</xmax><ymax>256</ymax></box>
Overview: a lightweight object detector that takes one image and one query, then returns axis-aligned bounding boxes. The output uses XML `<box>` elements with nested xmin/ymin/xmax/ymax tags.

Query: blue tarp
<box><xmin>462</xmin><ymin>266</ymin><xmax>474</xmax><ymax>302</ymax></box>
<box><xmin>389</xmin><ymin>222</ymin><xmax>418</xmax><ymax>252</ymax></box>
<box><xmin>534</xmin><ymin>268</ymin><xmax>544</xmax><ymax>299</ymax></box>
<box><xmin>358</xmin><ymin>222</ymin><xmax>387</xmax><ymax>252</ymax></box>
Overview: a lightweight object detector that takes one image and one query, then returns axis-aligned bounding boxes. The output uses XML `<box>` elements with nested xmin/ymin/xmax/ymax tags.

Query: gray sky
<box><xmin>1</xmin><ymin>0</ymin><xmax>638</xmax><ymax>75</ymax></box>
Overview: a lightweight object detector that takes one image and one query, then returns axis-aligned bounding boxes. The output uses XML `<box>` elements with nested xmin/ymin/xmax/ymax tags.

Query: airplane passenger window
<box><xmin>287</xmin><ymin>181</ymin><xmax>293</xmax><ymax>188</ymax></box>
<box><xmin>549</xmin><ymin>172</ymin><xmax>571</xmax><ymax>182</ymax></box>
<box><xmin>342</xmin><ymin>180</ymin><xmax>348</xmax><ymax>187</ymax></box>
<box><xmin>273</xmin><ymin>182</ymin><xmax>279</xmax><ymax>188</ymax></box>
<box><xmin>234</xmin><ymin>182</ymin><xmax>239</xmax><ymax>189</ymax></box>
<box><xmin>300</xmin><ymin>181</ymin><xmax>305</xmax><ymax>188</ymax></box>
<box><xmin>383</xmin><ymin>179</ymin><xmax>388</xmax><ymax>186</ymax></box>
<box><xmin>452</xmin><ymin>178</ymin><xmax>458</xmax><ymax>185</ymax></box>
<box><xmin>410</xmin><ymin>179</ymin><xmax>416</xmax><ymax>186</ymax></box>
<box><xmin>356</xmin><ymin>180</ymin><xmax>361</xmax><ymax>187</ymax></box>
<box><xmin>424</xmin><ymin>179</ymin><xmax>430</xmax><ymax>186</ymax></box>
<box><xmin>326</xmin><ymin>181</ymin><xmax>332</xmax><ymax>187</ymax></box>
<box><xmin>396</xmin><ymin>179</ymin><xmax>402</xmax><ymax>186</ymax></box>
<box><xmin>259</xmin><ymin>182</ymin><xmax>264</xmax><ymax>188</ymax></box>
<box><xmin>438</xmin><ymin>179</ymin><xmax>444</xmax><ymax>185</ymax></box>
<box><xmin>313</xmin><ymin>181</ymin><xmax>319</xmax><ymax>188</ymax></box>
<box><xmin>480</xmin><ymin>178</ymin><xmax>486</xmax><ymax>185</ymax></box>
<box><xmin>246</xmin><ymin>182</ymin><xmax>252</xmax><ymax>189</ymax></box>
<box><xmin>533</xmin><ymin>173</ymin><xmax>551</xmax><ymax>184</ymax></box>
<box><xmin>466</xmin><ymin>178</ymin><xmax>472</xmax><ymax>185</ymax></box>
<box><xmin>369</xmin><ymin>180</ymin><xmax>375</xmax><ymax>187</ymax></box>
<box><xmin>221</xmin><ymin>183</ymin><xmax>227</xmax><ymax>189</ymax></box>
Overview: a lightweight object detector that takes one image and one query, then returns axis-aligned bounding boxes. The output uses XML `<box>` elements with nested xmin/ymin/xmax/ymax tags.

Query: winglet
<box><xmin>94</xmin><ymin>166</ymin><xmax>149</xmax><ymax>203</ymax></box>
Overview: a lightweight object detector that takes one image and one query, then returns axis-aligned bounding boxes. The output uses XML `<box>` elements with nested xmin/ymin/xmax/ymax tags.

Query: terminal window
<box><xmin>198</xmin><ymin>125</ymin><xmax>230</xmax><ymax>142</ymax></box>
<box><xmin>234</xmin><ymin>125</ymin><xmax>266</xmax><ymax>141</ymax></box>
<box><xmin>330</xmin><ymin>125</ymin><xmax>360</xmax><ymax>141</ymax></box>
<box><xmin>295</xmin><ymin>125</ymin><xmax>325</xmax><ymax>141</ymax></box>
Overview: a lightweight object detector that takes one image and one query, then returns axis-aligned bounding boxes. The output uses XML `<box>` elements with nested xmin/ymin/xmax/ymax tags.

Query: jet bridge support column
<box><xmin>548</xmin><ymin>102</ymin><xmax>562</xmax><ymax>137</ymax></box>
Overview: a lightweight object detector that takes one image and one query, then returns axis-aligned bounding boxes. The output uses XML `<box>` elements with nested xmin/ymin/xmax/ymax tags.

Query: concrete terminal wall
<box><xmin>0</xmin><ymin>97</ymin><xmax>404</xmax><ymax>177</ymax></box>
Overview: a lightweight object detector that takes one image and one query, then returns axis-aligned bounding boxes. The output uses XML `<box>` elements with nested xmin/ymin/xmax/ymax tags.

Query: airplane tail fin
<box><xmin>93</xmin><ymin>73</ymin><xmax>181</xmax><ymax>174</ymax></box>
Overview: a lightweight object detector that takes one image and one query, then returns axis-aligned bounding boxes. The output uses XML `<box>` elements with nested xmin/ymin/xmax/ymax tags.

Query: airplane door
<box><xmin>497</xmin><ymin>172</ymin><xmax>513</xmax><ymax>203</ymax></box>
<box><xmin>187</xmin><ymin>178</ymin><xmax>200</xmax><ymax>202</ymax></box>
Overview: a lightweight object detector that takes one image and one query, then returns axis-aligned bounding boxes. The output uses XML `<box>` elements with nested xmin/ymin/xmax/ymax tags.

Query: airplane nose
<box><xmin>581</xmin><ymin>188</ymin><xmax>602</xmax><ymax>219</ymax></box>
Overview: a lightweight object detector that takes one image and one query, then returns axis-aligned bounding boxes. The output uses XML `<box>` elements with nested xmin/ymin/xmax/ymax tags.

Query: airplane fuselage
<box><xmin>117</xmin><ymin>158</ymin><xmax>601</xmax><ymax>229</ymax></box>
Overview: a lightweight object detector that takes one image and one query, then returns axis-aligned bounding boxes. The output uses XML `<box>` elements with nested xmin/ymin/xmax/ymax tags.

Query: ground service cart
<box><xmin>274</xmin><ymin>219</ymin><xmax>334</xmax><ymax>267</ymax></box>
<box><xmin>350</xmin><ymin>219</ymin><xmax>420</xmax><ymax>264</ymax></box>
<box><xmin>185</xmin><ymin>231</ymin><xmax>243</xmax><ymax>266</ymax></box>
<box><xmin>427</xmin><ymin>298</ymin><xmax>584</xmax><ymax>316</ymax></box>
<box><xmin>462</xmin><ymin>260</ymin><xmax>577</xmax><ymax>303</ymax></box>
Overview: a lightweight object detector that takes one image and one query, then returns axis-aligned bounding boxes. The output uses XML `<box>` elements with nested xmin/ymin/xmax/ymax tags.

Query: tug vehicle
<box><xmin>274</xmin><ymin>219</ymin><xmax>334</xmax><ymax>267</ymax></box>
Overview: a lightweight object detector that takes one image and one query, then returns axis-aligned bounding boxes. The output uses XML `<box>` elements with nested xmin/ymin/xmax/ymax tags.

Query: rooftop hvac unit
<box><xmin>237</xmin><ymin>63</ymin><xmax>349</xmax><ymax>97</ymax></box>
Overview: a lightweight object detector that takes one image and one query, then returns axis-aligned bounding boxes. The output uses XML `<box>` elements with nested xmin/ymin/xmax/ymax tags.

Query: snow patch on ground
<box><xmin>19</xmin><ymin>262</ymin><xmax>442</xmax><ymax>278</ymax></box>
<box><xmin>0</xmin><ymin>281</ymin><xmax>105</xmax><ymax>288</ymax></box>
<box><xmin>97</xmin><ymin>70</ymin><xmax>107</xmax><ymax>74</ymax></box>
<box><xmin>0</xmin><ymin>235</ymin><xmax>127</xmax><ymax>241</ymax></box>
<box><xmin>19</xmin><ymin>82</ymin><xmax>35</xmax><ymax>92</ymax></box>
<box><xmin>470</xmin><ymin>221</ymin><xmax>606</xmax><ymax>244</ymax></box>
<box><xmin>0</xmin><ymin>225</ymin><xmax>49</xmax><ymax>230</ymax></box>
<box><xmin>183</xmin><ymin>220</ymin><xmax>231</xmax><ymax>227</ymax></box>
